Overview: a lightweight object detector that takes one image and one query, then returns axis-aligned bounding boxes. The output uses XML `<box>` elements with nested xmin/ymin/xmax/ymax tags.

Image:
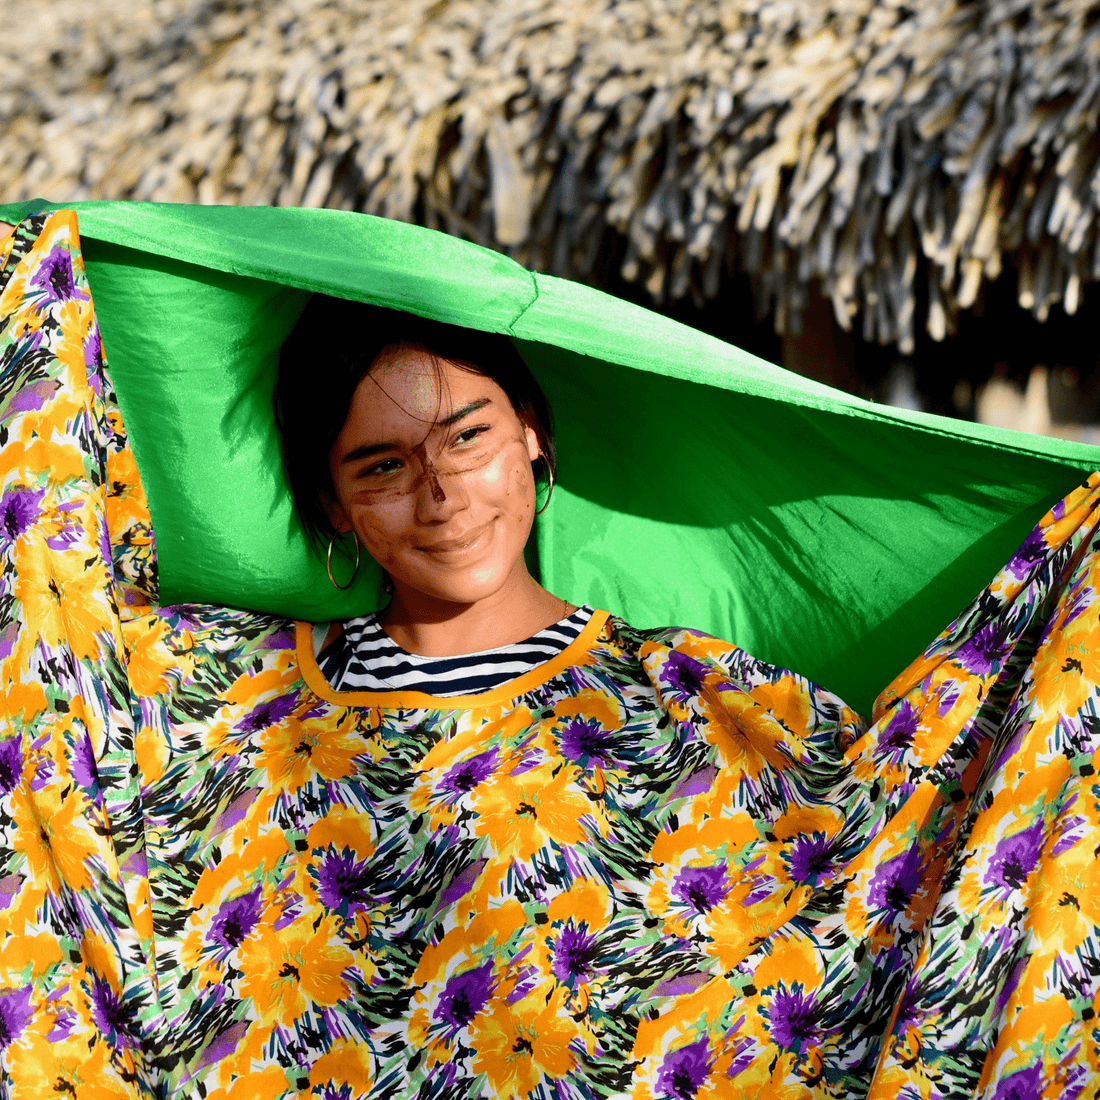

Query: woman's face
<box><xmin>325</xmin><ymin>345</ymin><xmax>542</xmax><ymax>607</ymax></box>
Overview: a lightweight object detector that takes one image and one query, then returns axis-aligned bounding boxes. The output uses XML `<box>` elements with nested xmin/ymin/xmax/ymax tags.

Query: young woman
<box><xmin>275</xmin><ymin>297</ymin><xmax>580</xmax><ymax>687</ymax></box>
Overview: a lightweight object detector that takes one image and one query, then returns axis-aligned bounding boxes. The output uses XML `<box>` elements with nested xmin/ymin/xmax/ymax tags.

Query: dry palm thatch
<box><xmin>3</xmin><ymin>0</ymin><xmax>1100</xmax><ymax>351</ymax></box>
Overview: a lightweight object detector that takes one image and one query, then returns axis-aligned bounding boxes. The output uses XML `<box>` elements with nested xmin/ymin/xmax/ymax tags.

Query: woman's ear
<box><xmin>322</xmin><ymin>493</ymin><xmax>354</xmax><ymax>534</ymax></box>
<box><xmin>523</xmin><ymin>421</ymin><xmax>540</xmax><ymax>464</ymax></box>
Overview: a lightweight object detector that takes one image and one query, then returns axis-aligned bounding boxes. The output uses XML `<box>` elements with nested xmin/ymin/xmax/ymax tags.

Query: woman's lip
<box><xmin>416</xmin><ymin>522</ymin><xmax>492</xmax><ymax>555</ymax></box>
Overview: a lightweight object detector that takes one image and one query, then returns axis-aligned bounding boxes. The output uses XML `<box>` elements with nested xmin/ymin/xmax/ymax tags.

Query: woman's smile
<box><xmin>415</xmin><ymin>518</ymin><xmax>496</xmax><ymax>559</ymax></box>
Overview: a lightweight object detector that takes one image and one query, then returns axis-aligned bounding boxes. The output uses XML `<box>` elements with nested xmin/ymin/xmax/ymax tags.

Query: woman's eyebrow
<box><xmin>439</xmin><ymin>397</ymin><xmax>492</xmax><ymax>427</ymax></box>
<box><xmin>341</xmin><ymin>441</ymin><xmax>399</xmax><ymax>465</ymax></box>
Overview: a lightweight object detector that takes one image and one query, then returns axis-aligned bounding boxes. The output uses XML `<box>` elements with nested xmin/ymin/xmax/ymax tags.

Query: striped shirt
<box><xmin>317</xmin><ymin>605</ymin><xmax>594</xmax><ymax>697</ymax></box>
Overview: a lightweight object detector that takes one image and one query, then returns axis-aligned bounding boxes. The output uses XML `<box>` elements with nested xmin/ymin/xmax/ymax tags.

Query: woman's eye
<box><xmin>454</xmin><ymin>425</ymin><xmax>488</xmax><ymax>446</ymax></box>
<box><xmin>363</xmin><ymin>458</ymin><xmax>402</xmax><ymax>477</ymax></box>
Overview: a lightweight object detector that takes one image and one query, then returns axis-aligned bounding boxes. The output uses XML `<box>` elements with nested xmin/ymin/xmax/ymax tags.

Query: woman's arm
<box><xmin>0</xmin><ymin>220</ymin><xmax>13</xmax><ymax>241</ymax></box>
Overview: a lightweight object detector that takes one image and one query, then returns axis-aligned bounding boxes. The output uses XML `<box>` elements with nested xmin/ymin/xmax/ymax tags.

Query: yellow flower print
<box><xmin>649</xmin><ymin>814</ymin><xmax>761</xmax><ymax>876</ymax></box>
<box><xmin>13</xmin><ymin>537</ymin><xmax>112</xmax><ymax>661</ymax></box>
<box><xmin>0</xmin><ymin>932</ymin><xmax>62</xmax><ymax>981</ymax></box>
<box><xmin>473</xmin><ymin>764</ymin><xmax>593</xmax><ymax>862</ymax></box>
<box><xmin>16</xmin><ymin>372</ymin><xmax>85</xmax><ymax>450</ymax></box>
<box><xmin>121</xmin><ymin>615</ymin><xmax>186</xmax><ymax>698</ymax></box>
<box><xmin>472</xmin><ymin>984</ymin><xmax>578</xmax><ymax>1098</ymax></box>
<box><xmin>7</xmin><ymin>1028</ymin><xmax>132</xmax><ymax>1100</ymax></box>
<box><xmin>976</xmin><ymin>995</ymin><xmax>1075</xmax><ymax>1096</ymax></box>
<box><xmin>205</xmin><ymin>1065</ymin><xmax>288</xmax><ymax>1100</ymax></box>
<box><xmin>238</xmin><ymin>915</ymin><xmax>354</xmax><ymax>1028</ymax></box>
<box><xmin>750</xmin><ymin>934</ymin><xmax>821</xmax><ymax>995</ymax></box>
<box><xmin>190</xmin><ymin>831</ymin><xmax>291</xmax><ymax>909</ymax></box>
<box><xmin>419</xmin><ymin>706</ymin><xmax>535</xmax><ymax>774</ymax></box>
<box><xmin>969</xmin><ymin>759</ymin><xmax>1070</xmax><ymax>855</ymax></box>
<box><xmin>134</xmin><ymin>724</ymin><xmax>169</xmax><ymax>785</ymax></box>
<box><xmin>631</xmin><ymin>973</ymin><xmax>738</xmax><ymax>1064</ymax></box>
<box><xmin>0</xmin><ymin>679</ymin><xmax>48</xmax><ymax>725</ymax></box>
<box><xmin>309</xmin><ymin>1038</ymin><xmax>374</xmax><ymax>1097</ymax></box>
<box><xmin>4</xmin><ymin>437</ymin><xmax>86</xmax><ymax>487</ymax></box>
<box><xmin>552</xmin><ymin>691</ymin><xmax>624</xmax><ymax>730</ymax></box>
<box><xmin>11</xmin><ymin>781</ymin><xmax>106</xmax><ymax>892</ymax></box>
<box><xmin>745</xmin><ymin>679</ymin><xmax>813</xmax><ymax>741</ymax></box>
<box><xmin>546</xmin><ymin>876</ymin><xmax>611</xmax><ymax>932</ymax></box>
<box><xmin>103</xmin><ymin>435</ymin><xmax>151</xmax><ymax>534</ymax></box>
<box><xmin>414</xmin><ymin>900</ymin><xmax>527</xmax><ymax>986</ymax></box>
<box><xmin>693</xmin><ymin>688</ymin><xmax>788</xmax><ymax>794</ymax></box>
<box><xmin>307</xmin><ymin>804</ymin><xmax>376</xmax><ymax>859</ymax></box>
<box><xmin>259</xmin><ymin>715</ymin><xmax>365</xmax><ymax>792</ymax></box>
<box><xmin>1031</xmin><ymin>630</ymin><xmax>1100</xmax><ymax>720</ymax></box>
<box><xmin>409</xmin><ymin>959</ymin><xmax>501</xmax><ymax>1069</ymax></box>
<box><xmin>647</xmin><ymin>815</ymin><xmax>802</xmax><ymax>968</ymax></box>
<box><xmin>1027</xmin><ymin>841</ymin><xmax>1100</xmax><ymax>955</ymax></box>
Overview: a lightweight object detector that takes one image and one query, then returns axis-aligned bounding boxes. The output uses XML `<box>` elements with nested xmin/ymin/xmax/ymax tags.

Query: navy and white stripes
<box><xmin>318</xmin><ymin>605</ymin><xmax>593</xmax><ymax>697</ymax></box>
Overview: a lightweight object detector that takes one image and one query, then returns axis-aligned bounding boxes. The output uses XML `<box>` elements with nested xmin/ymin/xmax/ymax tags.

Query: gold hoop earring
<box><xmin>327</xmin><ymin>532</ymin><xmax>360</xmax><ymax>590</ymax></box>
<box><xmin>535</xmin><ymin>465</ymin><xmax>555</xmax><ymax>516</ymax></box>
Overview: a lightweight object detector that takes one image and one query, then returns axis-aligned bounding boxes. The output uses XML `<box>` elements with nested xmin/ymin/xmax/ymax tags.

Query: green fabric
<box><xmin>3</xmin><ymin>198</ymin><xmax>1096</xmax><ymax>714</ymax></box>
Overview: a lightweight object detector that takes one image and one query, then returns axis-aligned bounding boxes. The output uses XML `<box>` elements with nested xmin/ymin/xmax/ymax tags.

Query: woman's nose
<box><xmin>411</xmin><ymin>446</ymin><xmax>467</xmax><ymax>518</ymax></box>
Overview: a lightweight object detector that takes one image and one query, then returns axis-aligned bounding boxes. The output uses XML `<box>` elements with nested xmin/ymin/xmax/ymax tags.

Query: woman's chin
<box><xmin>392</xmin><ymin>565</ymin><xmax>514</xmax><ymax>611</ymax></box>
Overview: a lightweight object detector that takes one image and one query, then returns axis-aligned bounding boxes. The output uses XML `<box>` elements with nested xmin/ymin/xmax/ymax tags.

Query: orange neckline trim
<box><xmin>295</xmin><ymin>609</ymin><xmax>611</xmax><ymax>710</ymax></box>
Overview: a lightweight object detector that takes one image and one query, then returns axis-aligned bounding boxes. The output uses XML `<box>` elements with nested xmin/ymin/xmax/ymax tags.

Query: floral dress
<box><xmin>2</xmin><ymin>211</ymin><xmax>1100</xmax><ymax>1100</ymax></box>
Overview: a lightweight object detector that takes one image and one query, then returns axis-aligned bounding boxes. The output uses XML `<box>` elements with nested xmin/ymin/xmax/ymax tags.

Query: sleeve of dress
<box><xmin>0</xmin><ymin>211</ymin><xmax>162</xmax><ymax>1096</ymax></box>
<box><xmin>627</xmin><ymin>474</ymin><xmax>1100</xmax><ymax>1098</ymax></box>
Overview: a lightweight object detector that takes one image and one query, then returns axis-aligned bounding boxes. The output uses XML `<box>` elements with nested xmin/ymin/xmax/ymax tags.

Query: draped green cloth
<box><xmin>1</xmin><ymin>198</ymin><xmax>1095</xmax><ymax>714</ymax></box>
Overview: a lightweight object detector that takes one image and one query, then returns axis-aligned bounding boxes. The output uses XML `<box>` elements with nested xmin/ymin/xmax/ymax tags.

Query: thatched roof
<box><xmin>4</xmin><ymin>0</ymin><xmax>1100</xmax><ymax>351</ymax></box>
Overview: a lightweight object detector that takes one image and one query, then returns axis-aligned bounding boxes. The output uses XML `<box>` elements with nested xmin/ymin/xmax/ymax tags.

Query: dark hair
<box><xmin>273</xmin><ymin>294</ymin><xmax>555</xmax><ymax>544</ymax></box>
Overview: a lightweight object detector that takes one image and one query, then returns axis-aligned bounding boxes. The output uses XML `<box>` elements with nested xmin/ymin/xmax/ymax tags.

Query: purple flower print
<box><xmin>551</xmin><ymin>925</ymin><xmax>599</xmax><ymax>982</ymax></box>
<box><xmin>955</xmin><ymin>620</ymin><xmax>1010</xmax><ymax>676</ymax></box>
<box><xmin>439</xmin><ymin>750</ymin><xmax>497</xmax><ymax>798</ymax></box>
<box><xmin>315</xmin><ymin>850</ymin><xmax>374</xmax><ymax>915</ymax></box>
<box><xmin>440</xmin><ymin>858</ymin><xmax>487</xmax><ymax>906</ymax></box>
<box><xmin>31</xmin><ymin>246</ymin><xmax>77</xmax><ymax>302</ymax></box>
<box><xmin>768</xmin><ymin>983</ymin><xmax>822</xmax><ymax>1048</ymax></box>
<box><xmin>877</xmin><ymin>700</ymin><xmax>918</xmax><ymax>755</ymax></box>
<box><xmin>7</xmin><ymin>378</ymin><xmax>56</xmax><ymax>414</ymax></box>
<box><xmin>194</xmin><ymin>1020</ymin><xmax>250</xmax><ymax>1071</ymax></box>
<box><xmin>0</xmin><ymin>874</ymin><xmax>22</xmax><ymax>912</ymax></box>
<box><xmin>435</xmin><ymin>961</ymin><xmax>493</xmax><ymax>1031</ymax></box>
<box><xmin>560</xmin><ymin>718</ymin><xmax>615</xmax><ymax>767</ymax></box>
<box><xmin>655</xmin><ymin>1036</ymin><xmax>712</xmax><ymax>1099</ymax></box>
<box><xmin>0</xmin><ymin>985</ymin><xmax>32</xmax><ymax>1049</ymax></box>
<box><xmin>868</xmin><ymin>844</ymin><xmax>923</xmax><ymax>916</ymax></box>
<box><xmin>987</xmin><ymin>822</ymin><xmax>1043</xmax><ymax>893</ymax></box>
<box><xmin>659</xmin><ymin>652</ymin><xmax>710</xmax><ymax>702</ymax></box>
<box><xmin>651</xmin><ymin>970</ymin><xmax>711</xmax><ymax>998</ymax></box>
<box><xmin>238</xmin><ymin>694</ymin><xmax>297</xmax><ymax>733</ymax></box>
<box><xmin>69</xmin><ymin>734</ymin><xmax>98</xmax><ymax>793</ymax></box>
<box><xmin>89</xmin><ymin>971</ymin><xmax>136</xmax><ymax>1048</ymax></box>
<box><xmin>209</xmin><ymin>888</ymin><xmax>262</xmax><ymax>949</ymax></box>
<box><xmin>0</xmin><ymin>736</ymin><xmax>21</xmax><ymax>797</ymax></box>
<box><xmin>991</xmin><ymin>1063</ymin><xmax>1043</xmax><ymax>1100</ymax></box>
<box><xmin>672</xmin><ymin>865</ymin><xmax>729</xmax><ymax>914</ymax></box>
<box><xmin>786</xmin><ymin>832</ymin><xmax>837</xmax><ymax>884</ymax></box>
<box><xmin>1005</xmin><ymin>528</ymin><xmax>1047</xmax><ymax>581</ymax></box>
<box><xmin>0</xmin><ymin>488</ymin><xmax>45</xmax><ymax>544</ymax></box>
<box><xmin>84</xmin><ymin>324</ymin><xmax>103</xmax><ymax>373</ymax></box>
